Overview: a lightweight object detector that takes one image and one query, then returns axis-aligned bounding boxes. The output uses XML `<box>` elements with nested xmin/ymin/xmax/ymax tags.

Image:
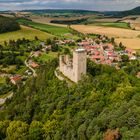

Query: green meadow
<box><xmin>90</xmin><ymin>22</ymin><xmax>130</xmax><ymax>29</ymax></box>
<box><xmin>0</xmin><ymin>77</ymin><xmax>6</xmax><ymax>84</ymax></box>
<box><xmin>0</xmin><ymin>26</ymin><xmax>52</xmax><ymax>44</ymax></box>
<box><xmin>18</xmin><ymin>19</ymin><xmax>72</xmax><ymax>36</ymax></box>
<box><xmin>38</xmin><ymin>52</ymin><xmax>58</xmax><ymax>62</ymax></box>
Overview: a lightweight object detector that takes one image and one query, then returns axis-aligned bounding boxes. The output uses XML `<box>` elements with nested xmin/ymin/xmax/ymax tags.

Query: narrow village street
<box><xmin>24</xmin><ymin>52</ymin><xmax>37</xmax><ymax>77</ymax></box>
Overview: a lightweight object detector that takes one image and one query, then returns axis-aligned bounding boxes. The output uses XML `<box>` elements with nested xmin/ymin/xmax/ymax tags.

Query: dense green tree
<box><xmin>28</xmin><ymin>121</ymin><xmax>44</xmax><ymax>140</ymax></box>
<box><xmin>0</xmin><ymin>59</ymin><xmax>140</xmax><ymax>139</ymax></box>
<box><xmin>6</xmin><ymin>121</ymin><xmax>29</xmax><ymax>140</ymax></box>
<box><xmin>0</xmin><ymin>16</ymin><xmax>20</xmax><ymax>33</ymax></box>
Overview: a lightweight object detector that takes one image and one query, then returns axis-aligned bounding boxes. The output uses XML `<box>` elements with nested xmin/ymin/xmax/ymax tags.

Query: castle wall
<box><xmin>73</xmin><ymin>49</ymin><xmax>87</xmax><ymax>82</ymax></box>
<box><xmin>59</xmin><ymin>49</ymin><xmax>87</xmax><ymax>83</ymax></box>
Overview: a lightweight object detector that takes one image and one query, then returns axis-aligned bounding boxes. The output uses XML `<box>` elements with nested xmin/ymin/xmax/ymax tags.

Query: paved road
<box><xmin>0</xmin><ymin>92</ymin><xmax>13</xmax><ymax>105</ymax></box>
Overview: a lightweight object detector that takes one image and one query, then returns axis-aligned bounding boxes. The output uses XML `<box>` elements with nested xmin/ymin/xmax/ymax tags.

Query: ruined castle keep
<box><xmin>59</xmin><ymin>48</ymin><xmax>87</xmax><ymax>83</ymax></box>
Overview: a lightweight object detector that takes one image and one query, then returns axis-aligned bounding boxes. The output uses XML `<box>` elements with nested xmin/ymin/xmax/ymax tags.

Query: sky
<box><xmin>0</xmin><ymin>0</ymin><xmax>140</xmax><ymax>11</ymax></box>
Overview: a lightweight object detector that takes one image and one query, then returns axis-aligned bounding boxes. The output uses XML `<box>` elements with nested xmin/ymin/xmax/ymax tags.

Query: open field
<box><xmin>115</xmin><ymin>38</ymin><xmax>140</xmax><ymax>50</ymax></box>
<box><xmin>92</xmin><ymin>18</ymin><xmax>121</xmax><ymax>23</ymax></box>
<box><xmin>0</xmin><ymin>25</ymin><xmax>52</xmax><ymax>44</ymax></box>
<box><xmin>122</xmin><ymin>16</ymin><xmax>140</xmax><ymax>30</ymax></box>
<box><xmin>0</xmin><ymin>77</ymin><xmax>6</xmax><ymax>84</ymax></box>
<box><xmin>38</xmin><ymin>52</ymin><xmax>58</xmax><ymax>62</ymax></box>
<box><xmin>0</xmin><ymin>13</ymin><xmax>14</xmax><ymax>18</ymax></box>
<box><xmin>0</xmin><ymin>65</ymin><xmax>16</xmax><ymax>73</ymax></box>
<box><xmin>71</xmin><ymin>25</ymin><xmax>140</xmax><ymax>49</ymax></box>
<box><xmin>30</xmin><ymin>15</ymin><xmax>91</xmax><ymax>27</ymax></box>
<box><xmin>89</xmin><ymin>22</ymin><xmax>130</xmax><ymax>29</ymax></box>
<box><xmin>71</xmin><ymin>25</ymin><xmax>140</xmax><ymax>38</ymax></box>
<box><xmin>31</xmin><ymin>17</ymin><xmax>67</xmax><ymax>27</ymax></box>
<box><xmin>18</xmin><ymin>19</ymin><xmax>72</xmax><ymax>35</ymax></box>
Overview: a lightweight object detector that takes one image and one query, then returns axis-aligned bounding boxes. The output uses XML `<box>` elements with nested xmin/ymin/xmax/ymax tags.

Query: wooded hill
<box><xmin>0</xmin><ymin>16</ymin><xmax>20</xmax><ymax>33</ymax></box>
<box><xmin>0</xmin><ymin>59</ymin><xmax>140</xmax><ymax>140</ymax></box>
<box><xmin>22</xmin><ymin>9</ymin><xmax>99</xmax><ymax>15</ymax></box>
<box><xmin>104</xmin><ymin>6</ymin><xmax>140</xmax><ymax>17</ymax></box>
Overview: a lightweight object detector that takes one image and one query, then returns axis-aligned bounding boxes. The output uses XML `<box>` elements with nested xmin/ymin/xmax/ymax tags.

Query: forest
<box><xmin>0</xmin><ymin>16</ymin><xmax>20</xmax><ymax>33</ymax></box>
<box><xmin>0</xmin><ymin>58</ymin><xmax>140</xmax><ymax>140</ymax></box>
<box><xmin>50</xmin><ymin>18</ymin><xmax>88</xmax><ymax>25</ymax></box>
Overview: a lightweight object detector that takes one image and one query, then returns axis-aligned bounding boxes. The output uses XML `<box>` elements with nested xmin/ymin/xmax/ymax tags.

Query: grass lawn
<box><xmin>17</xmin><ymin>19</ymin><xmax>72</xmax><ymax>36</ymax></box>
<box><xmin>0</xmin><ymin>25</ymin><xmax>53</xmax><ymax>44</ymax></box>
<box><xmin>0</xmin><ymin>77</ymin><xmax>6</xmax><ymax>84</ymax></box>
<box><xmin>16</xmin><ymin>66</ymin><xmax>28</xmax><ymax>75</ymax></box>
<box><xmin>38</xmin><ymin>52</ymin><xmax>58</xmax><ymax>62</ymax></box>
<box><xmin>90</xmin><ymin>22</ymin><xmax>130</xmax><ymax>29</ymax></box>
<box><xmin>1</xmin><ymin>65</ymin><xmax>16</xmax><ymax>73</ymax></box>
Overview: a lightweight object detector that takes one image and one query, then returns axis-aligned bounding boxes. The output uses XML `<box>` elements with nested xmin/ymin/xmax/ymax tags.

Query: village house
<box><xmin>125</xmin><ymin>48</ymin><xmax>136</xmax><ymax>56</ymax></box>
<box><xmin>45</xmin><ymin>45</ymin><xmax>52</xmax><ymax>51</ymax></box>
<box><xmin>29</xmin><ymin>60</ymin><xmax>40</xmax><ymax>68</ymax></box>
<box><xmin>32</xmin><ymin>51</ymin><xmax>42</xmax><ymax>57</ymax></box>
<box><xmin>10</xmin><ymin>75</ymin><xmax>22</xmax><ymax>85</ymax></box>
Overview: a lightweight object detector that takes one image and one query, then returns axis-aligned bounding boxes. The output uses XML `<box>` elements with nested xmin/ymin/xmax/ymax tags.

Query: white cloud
<box><xmin>0</xmin><ymin>0</ymin><xmax>140</xmax><ymax>11</ymax></box>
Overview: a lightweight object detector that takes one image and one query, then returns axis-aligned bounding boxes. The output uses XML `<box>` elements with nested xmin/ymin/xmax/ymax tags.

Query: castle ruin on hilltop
<box><xmin>59</xmin><ymin>48</ymin><xmax>87</xmax><ymax>83</ymax></box>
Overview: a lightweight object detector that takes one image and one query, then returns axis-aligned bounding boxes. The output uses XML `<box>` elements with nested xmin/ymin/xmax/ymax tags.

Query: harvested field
<box><xmin>71</xmin><ymin>25</ymin><xmax>140</xmax><ymax>38</ymax></box>
<box><xmin>31</xmin><ymin>17</ymin><xmax>67</xmax><ymax>27</ymax></box>
<box><xmin>89</xmin><ymin>22</ymin><xmax>130</xmax><ymax>29</ymax></box>
<box><xmin>121</xmin><ymin>16</ymin><xmax>140</xmax><ymax>30</ymax></box>
<box><xmin>115</xmin><ymin>38</ymin><xmax>140</xmax><ymax>49</ymax></box>
<box><xmin>93</xmin><ymin>18</ymin><xmax>122</xmax><ymax>23</ymax></box>
<box><xmin>71</xmin><ymin>25</ymin><xmax>140</xmax><ymax>49</ymax></box>
<box><xmin>0</xmin><ymin>14</ymin><xmax>14</xmax><ymax>18</ymax></box>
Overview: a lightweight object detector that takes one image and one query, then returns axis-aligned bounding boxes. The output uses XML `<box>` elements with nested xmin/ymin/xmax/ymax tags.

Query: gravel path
<box><xmin>24</xmin><ymin>53</ymin><xmax>37</xmax><ymax>77</ymax></box>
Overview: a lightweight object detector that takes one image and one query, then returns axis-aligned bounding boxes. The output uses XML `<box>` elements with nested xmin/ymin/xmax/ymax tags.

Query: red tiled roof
<box><xmin>30</xmin><ymin>62</ymin><xmax>39</xmax><ymax>68</ymax></box>
<box><xmin>81</xmin><ymin>41</ymin><xmax>90</xmax><ymax>46</ymax></box>
<box><xmin>92</xmin><ymin>55</ymin><xmax>105</xmax><ymax>60</ymax></box>
<box><xmin>106</xmin><ymin>60</ymin><xmax>112</xmax><ymax>64</ymax></box>
<box><xmin>10</xmin><ymin>75</ymin><xmax>22</xmax><ymax>82</ymax></box>
<box><xmin>94</xmin><ymin>51</ymin><xmax>100</xmax><ymax>55</ymax></box>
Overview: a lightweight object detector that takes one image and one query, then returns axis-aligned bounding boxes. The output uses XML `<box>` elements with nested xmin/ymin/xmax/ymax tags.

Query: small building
<box><xmin>30</xmin><ymin>62</ymin><xmax>40</xmax><ymax>68</ymax></box>
<box><xmin>10</xmin><ymin>75</ymin><xmax>22</xmax><ymax>85</ymax></box>
<box><xmin>125</xmin><ymin>48</ymin><xmax>136</xmax><ymax>55</ymax></box>
<box><xmin>129</xmin><ymin>55</ymin><xmax>137</xmax><ymax>60</ymax></box>
<box><xmin>29</xmin><ymin>60</ymin><xmax>40</xmax><ymax>68</ymax></box>
<box><xmin>45</xmin><ymin>45</ymin><xmax>52</xmax><ymax>51</ymax></box>
<box><xmin>33</xmin><ymin>51</ymin><xmax>42</xmax><ymax>57</ymax></box>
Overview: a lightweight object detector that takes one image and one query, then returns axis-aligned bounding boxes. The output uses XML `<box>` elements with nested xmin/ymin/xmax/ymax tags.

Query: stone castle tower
<box><xmin>59</xmin><ymin>48</ymin><xmax>87</xmax><ymax>83</ymax></box>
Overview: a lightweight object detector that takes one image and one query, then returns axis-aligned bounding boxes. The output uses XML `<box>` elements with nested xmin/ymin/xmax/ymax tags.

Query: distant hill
<box><xmin>2</xmin><ymin>7</ymin><xmax>140</xmax><ymax>19</ymax></box>
<box><xmin>0</xmin><ymin>16</ymin><xmax>20</xmax><ymax>33</ymax></box>
<box><xmin>22</xmin><ymin>9</ymin><xmax>100</xmax><ymax>16</ymax></box>
<box><xmin>104</xmin><ymin>6</ymin><xmax>140</xmax><ymax>17</ymax></box>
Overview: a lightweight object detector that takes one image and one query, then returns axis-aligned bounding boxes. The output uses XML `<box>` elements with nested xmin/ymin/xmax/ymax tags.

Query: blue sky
<box><xmin>0</xmin><ymin>0</ymin><xmax>140</xmax><ymax>11</ymax></box>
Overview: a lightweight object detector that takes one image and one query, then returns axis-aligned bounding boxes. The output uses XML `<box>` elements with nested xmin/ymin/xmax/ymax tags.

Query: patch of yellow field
<box><xmin>71</xmin><ymin>25</ymin><xmax>140</xmax><ymax>38</ymax></box>
<box><xmin>71</xmin><ymin>25</ymin><xmax>140</xmax><ymax>49</ymax></box>
<box><xmin>115</xmin><ymin>38</ymin><xmax>140</xmax><ymax>50</ymax></box>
